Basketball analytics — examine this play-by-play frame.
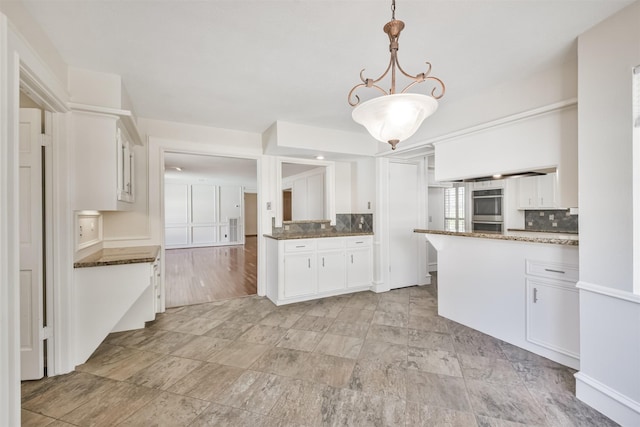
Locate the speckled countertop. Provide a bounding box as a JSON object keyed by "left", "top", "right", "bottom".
{"left": 264, "top": 232, "right": 374, "bottom": 240}
{"left": 413, "top": 229, "right": 578, "bottom": 246}
{"left": 74, "top": 245, "right": 161, "bottom": 268}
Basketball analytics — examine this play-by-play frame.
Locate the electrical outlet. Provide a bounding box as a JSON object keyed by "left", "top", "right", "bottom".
{"left": 539, "top": 212, "right": 544, "bottom": 216}
{"left": 90, "top": 221, "right": 95, "bottom": 231}
{"left": 367, "top": 201, "right": 371, "bottom": 210}
{"left": 549, "top": 214, "right": 555, "bottom": 220}
{"left": 284, "top": 225, "right": 290, "bottom": 231}
{"left": 528, "top": 221, "right": 533, "bottom": 226}
{"left": 552, "top": 222, "right": 558, "bottom": 227}
{"left": 266, "top": 202, "right": 271, "bottom": 210}
{"left": 359, "top": 223, "right": 363, "bottom": 229}
{"left": 320, "top": 224, "right": 325, "bottom": 229}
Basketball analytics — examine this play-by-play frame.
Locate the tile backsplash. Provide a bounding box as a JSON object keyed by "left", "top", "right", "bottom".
{"left": 525, "top": 209, "right": 578, "bottom": 233}
{"left": 271, "top": 213, "right": 373, "bottom": 236}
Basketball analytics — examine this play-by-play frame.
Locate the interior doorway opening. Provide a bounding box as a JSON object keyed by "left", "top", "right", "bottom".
{"left": 163, "top": 152, "right": 258, "bottom": 307}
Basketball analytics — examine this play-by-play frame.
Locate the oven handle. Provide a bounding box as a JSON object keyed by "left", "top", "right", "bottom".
{"left": 473, "top": 195, "right": 504, "bottom": 199}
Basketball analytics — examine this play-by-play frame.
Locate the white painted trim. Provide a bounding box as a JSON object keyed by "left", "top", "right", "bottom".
{"left": 68, "top": 102, "right": 142, "bottom": 146}
{"left": 575, "top": 372, "right": 640, "bottom": 426}
{"left": 374, "top": 158, "right": 390, "bottom": 293}
{"left": 0, "top": 14, "right": 21, "bottom": 427}
{"left": 149, "top": 138, "right": 266, "bottom": 309}
{"left": 270, "top": 285, "right": 373, "bottom": 306}
{"left": 378, "top": 98, "right": 578, "bottom": 157}
{"left": 577, "top": 280, "right": 640, "bottom": 304}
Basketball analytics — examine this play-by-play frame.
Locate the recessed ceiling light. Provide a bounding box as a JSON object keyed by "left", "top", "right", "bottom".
{"left": 492, "top": 174, "right": 502, "bottom": 178}
{"left": 175, "top": 167, "right": 182, "bottom": 172}
{"left": 316, "top": 155, "right": 325, "bottom": 160}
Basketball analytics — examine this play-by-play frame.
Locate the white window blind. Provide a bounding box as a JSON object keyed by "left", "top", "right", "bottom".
{"left": 444, "top": 186, "right": 465, "bottom": 232}
{"left": 634, "top": 66, "right": 640, "bottom": 128}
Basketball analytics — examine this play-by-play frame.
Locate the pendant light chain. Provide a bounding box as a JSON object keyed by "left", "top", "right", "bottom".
{"left": 391, "top": 0, "right": 396, "bottom": 20}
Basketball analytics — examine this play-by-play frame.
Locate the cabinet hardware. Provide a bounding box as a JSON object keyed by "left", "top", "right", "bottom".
{"left": 355, "top": 241, "right": 363, "bottom": 244}
{"left": 533, "top": 287, "right": 538, "bottom": 303}
{"left": 296, "top": 245, "right": 305, "bottom": 248}
{"left": 308, "top": 258, "right": 311, "bottom": 268}
{"left": 351, "top": 254, "right": 354, "bottom": 263}
{"left": 322, "top": 257, "right": 325, "bottom": 267}
{"left": 544, "top": 268, "right": 565, "bottom": 274}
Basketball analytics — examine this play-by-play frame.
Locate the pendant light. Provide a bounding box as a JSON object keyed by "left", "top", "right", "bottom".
{"left": 348, "top": 0, "right": 445, "bottom": 150}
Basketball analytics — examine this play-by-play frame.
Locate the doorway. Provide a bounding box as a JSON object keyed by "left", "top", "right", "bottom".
{"left": 163, "top": 152, "right": 258, "bottom": 307}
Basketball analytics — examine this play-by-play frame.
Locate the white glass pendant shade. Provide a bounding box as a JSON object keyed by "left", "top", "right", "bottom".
{"left": 352, "top": 93, "right": 438, "bottom": 148}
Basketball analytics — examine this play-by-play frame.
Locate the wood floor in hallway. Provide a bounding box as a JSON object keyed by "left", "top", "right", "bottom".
{"left": 165, "top": 236, "right": 257, "bottom": 307}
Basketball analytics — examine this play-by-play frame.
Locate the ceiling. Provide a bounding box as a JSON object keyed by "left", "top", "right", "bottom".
{"left": 19, "top": 0, "right": 633, "bottom": 144}
{"left": 164, "top": 152, "right": 257, "bottom": 186}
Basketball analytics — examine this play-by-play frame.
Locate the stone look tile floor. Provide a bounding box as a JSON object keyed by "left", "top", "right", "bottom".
{"left": 21, "top": 283, "right": 619, "bottom": 426}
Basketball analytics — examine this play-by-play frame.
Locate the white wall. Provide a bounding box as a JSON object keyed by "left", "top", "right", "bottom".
{"left": 351, "top": 157, "right": 376, "bottom": 213}
{"left": 576, "top": 2, "right": 640, "bottom": 425}
{"left": 418, "top": 59, "right": 577, "bottom": 142}
{"left": 335, "top": 161, "right": 352, "bottom": 213}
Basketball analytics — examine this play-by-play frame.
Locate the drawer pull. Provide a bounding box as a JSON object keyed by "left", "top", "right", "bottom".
{"left": 544, "top": 268, "right": 565, "bottom": 274}
{"left": 308, "top": 258, "right": 311, "bottom": 268}
{"left": 533, "top": 287, "right": 538, "bottom": 303}
{"left": 296, "top": 245, "right": 306, "bottom": 248}
{"left": 322, "top": 257, "right": 325, "bottom": 267}
{"left": 355, "top": 241, "right": 364, "bottom": 244}
{"left": 351, "top": 254, "right": 354, "bottom": 264}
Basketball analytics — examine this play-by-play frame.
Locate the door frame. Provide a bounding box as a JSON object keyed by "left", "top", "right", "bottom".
{"left": 1, "top": 14, "right": 72, "bottom": 426}
{"left": 374, "top": 157, "right": 430, "bottom": 292}
{"left": 149, "top": 139, "right": 267, "bottom": 311}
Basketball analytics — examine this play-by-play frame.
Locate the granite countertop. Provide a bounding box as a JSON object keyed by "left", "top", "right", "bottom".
{"left": 413, "top": 229, "right": 578, "bottom": 246}
{"left": 264, "top": 231, "right": 374, "bottom": 240}
{"left": 74, "top": 245, "right": 161, "bottom": 268}
{"left": 507, "top": 228, "right": 578, "bottom": 235}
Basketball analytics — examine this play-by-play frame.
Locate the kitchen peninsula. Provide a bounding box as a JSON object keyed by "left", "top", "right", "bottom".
{"left": 415, "top": 228, "right": 580, "bottom": 369}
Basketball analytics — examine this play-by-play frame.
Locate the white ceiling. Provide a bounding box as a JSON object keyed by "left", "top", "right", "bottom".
{"left": 164, "top": 152, "right": 257, "bottom": 185}
{"left": 19, "top": 0, "right": 633, "bottom": 142}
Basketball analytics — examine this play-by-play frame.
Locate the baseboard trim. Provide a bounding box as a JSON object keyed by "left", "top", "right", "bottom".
{"left": 575, "top": 372, "right": 640, "bottom": 426}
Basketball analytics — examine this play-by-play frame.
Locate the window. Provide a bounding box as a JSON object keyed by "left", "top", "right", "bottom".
{"left": 444, "top": 185, "right": 465, "bottom": 232}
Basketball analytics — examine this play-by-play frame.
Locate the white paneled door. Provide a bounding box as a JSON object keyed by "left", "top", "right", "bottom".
{"left": 19, "top": 108, "right": 45, "bottom": 380}
{"left": 389, "top": 162, "right": 419, "bottom": 289}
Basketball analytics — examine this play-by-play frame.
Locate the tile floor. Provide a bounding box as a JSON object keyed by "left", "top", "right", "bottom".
{"left": 21, "top": 282, "right": 618, "bottom": 426}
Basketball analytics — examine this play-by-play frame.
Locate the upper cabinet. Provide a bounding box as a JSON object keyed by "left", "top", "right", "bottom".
{"left": 517, "top": 173, "right": 558, "bottom": 209}
{"left": 72, "top": 109, "right": 143, "bottom": 211}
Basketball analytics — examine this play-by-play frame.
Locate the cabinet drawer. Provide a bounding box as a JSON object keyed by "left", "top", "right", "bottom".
{"left": 526, "top": 260, "right": 578, "bottom": 282}
{"left": 317, "top": 237, "right": 345, "bottom": 251}
{"left": 284, "top": 239, "right": 316, "bottom": 253}
{"left": 346, "top": 236, "right": 372, "bottom": 248}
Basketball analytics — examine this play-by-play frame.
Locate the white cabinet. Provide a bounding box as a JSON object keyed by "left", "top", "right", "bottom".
{"left": 284, "top": 253, "right": 317, "bottom": 297}
{"left": 525, "top": 260, "right": 579, "bottom": 359}
{"left": 116, "top": 126, "right": 134, "bottom": 203}
{"left": 346, "top": 237, "right": 373, "bottom": 288}
{"left": 317, "top": 238, "right": 346, "bottom": 293}
{"left": 517, "top": 173, "right": 558, "bottom": 209}
{"left": 73, "top": 111, "right": 141, "bottom": 211}
{"left": 267, "top": 235, "right": 373, "bottom": 305}
{"left": 473, "top": 179, "right": 504, "bottom": 190}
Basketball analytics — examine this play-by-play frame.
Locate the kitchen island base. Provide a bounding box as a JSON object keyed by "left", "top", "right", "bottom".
{"left": 424, "top": 232, "right": 579, "bottom": 369}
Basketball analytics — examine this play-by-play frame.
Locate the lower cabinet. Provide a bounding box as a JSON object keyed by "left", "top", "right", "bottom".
{"left": 525, "top": 260, "right": 580, "bottom": 360}
{"left": 267, "top": 235, "right": 373, "bottom": 305}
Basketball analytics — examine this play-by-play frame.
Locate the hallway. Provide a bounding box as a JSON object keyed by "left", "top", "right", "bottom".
{"left": 165, "top": 236, "right": 257, "bottom": 307}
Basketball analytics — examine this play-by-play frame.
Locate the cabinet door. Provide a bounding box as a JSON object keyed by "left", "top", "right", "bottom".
{"left": 317, "top": 251, "right": 346, "bottom": 292}
{"left": 537, "top": 174, "right": 557, "bottom": 208}
{"left": 517, "top": 176, "right": 537, "bottom": 209}
{"left": 347, "top": 247, "right": 373, "bottom": 288}
{"left": 526, "top": 278, "right": 579, "bottom": 358}
{"left": 284, "top": 253, "right": 317, "bottom": 297}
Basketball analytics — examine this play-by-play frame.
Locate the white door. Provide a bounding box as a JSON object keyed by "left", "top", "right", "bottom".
{"left": 389, "top": 162, "right": 419, "bottom": 289}
{"left": 19, "top": 108, "right": 45, "bottom": 380}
